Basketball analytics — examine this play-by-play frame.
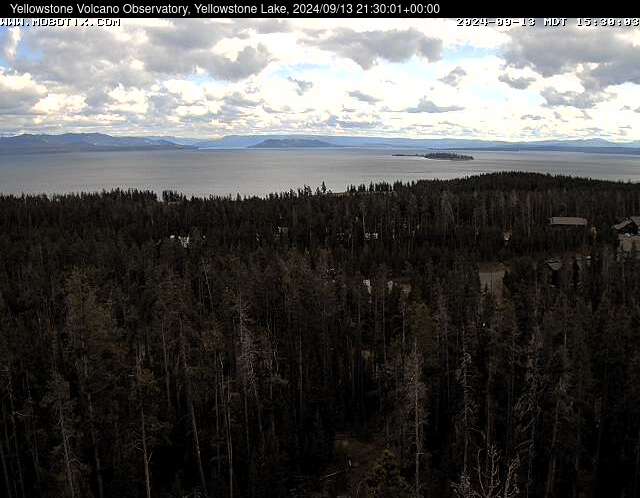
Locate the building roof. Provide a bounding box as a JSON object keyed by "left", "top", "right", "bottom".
{"left": 613, "top": 219, "right": 634, "bottom": 231}
{"left": 545, "top": 258, "right": 563, "bottom": 271}
{"left": 631, "top": 216, "right": 640, "bottom": 226}
{"left": 549, "top": 217, "right": 588, "bottom": 226}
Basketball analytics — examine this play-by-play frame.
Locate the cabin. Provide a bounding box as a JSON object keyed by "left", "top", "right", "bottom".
{"left": 169, "top": 234, "right": 190, "bottom": 248}
{"left": 613, "top": 217, "right": 640, "bottom": 255}
{"left": 549, "top": 217, "right": 588, "bottom": 227}
{"left": 618, "top": 234, "right": 640, "bottom": 254}
{"left": 613, "top": 216, "right": 640, "bottom": 235}
{"left": 387, "top": 278, "right": 412, "bottom": 296}
{"left": 362, "top": 279, "right": 372, "bottom": 295}
{"left": 274, "top": 225, "right": 289, "bottom": 240}
{"left": 544, "top": 254, "right": 589, "bottom": 286}
{"left": 478, "top": 262, "right": 507, "bottom": 302}
{"left": 545, "top": 258, "right": 563, "bottom": 286}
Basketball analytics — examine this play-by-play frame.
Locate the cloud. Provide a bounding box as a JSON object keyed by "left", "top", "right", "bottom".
{"left": 13, "top": 20, "right": 272, "bottom": 94}
{"left": 439, "top": 66, "right": 466, "bottom": 86}
{"left": 348, "top": 90, "right": 380, "bottom": 104}
{"left": 203, "top": 44, "right": 272, "bottom": 81}
{"left": 33, "top": 93, "right": 87, "bottom": 114}
{"left": 324, "top": 114, "right": 381, "bottom": 129}
{"left": 221, "top": 92, "right": 262, "bottom": 108}
{"left": 498, "top": 73, "right": 534, "bottom": 89}
{"left": 287, "top": 77, "right": 313, "bottom": 95}
{"left": 246, "top": 19, "right": 291, "bottom": 34}
{"left": 503, "top": 24, "right": 640, "bottom": 91}
{"left": 2, "top": 28, "right": 21, "bottom": 61}
{"left": 309, "top": 28, "right": 442, "bottom": 69}
{"left": 404, "top": 97, "right": 464, "bottom": 113}
{"left": 0, "top": 71, "right": 47, "bottom": 115}
{"left": 540, "top": 88, "right": 605, "bottom": 109}
{"left": 1, "top": 19, "right": 638, "bottom": 139}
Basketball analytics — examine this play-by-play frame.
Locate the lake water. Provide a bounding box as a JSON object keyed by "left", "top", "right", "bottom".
{"left": 1, "top": 148, "right": 640, "bottom": 197}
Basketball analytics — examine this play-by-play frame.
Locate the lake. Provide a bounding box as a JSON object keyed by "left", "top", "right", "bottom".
{"left": 1, "top": 148, "right": 640, "bottom": 197}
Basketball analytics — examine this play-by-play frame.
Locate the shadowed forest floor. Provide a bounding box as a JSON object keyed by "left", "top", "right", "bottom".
{"left": 297, "top": 430, "right": 388, "bottom": 497}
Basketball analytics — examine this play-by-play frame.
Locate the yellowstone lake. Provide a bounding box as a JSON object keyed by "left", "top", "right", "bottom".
{"left": 1, "top": 148, "right": 640, "bottom": 197}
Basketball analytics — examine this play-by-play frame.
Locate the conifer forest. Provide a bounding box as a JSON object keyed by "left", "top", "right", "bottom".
{"left": 1, "top": 172, "right": 640, "bottom": 498}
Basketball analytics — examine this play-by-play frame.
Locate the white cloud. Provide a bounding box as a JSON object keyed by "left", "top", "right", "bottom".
{"left": 1, "top": 19, "right": 640, "bottom": 140}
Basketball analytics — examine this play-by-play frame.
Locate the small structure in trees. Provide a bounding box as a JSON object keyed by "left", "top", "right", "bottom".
{"left": 478, "top": 262, "right": 507, "bottom": 302}
{"left": 545, "top": 258, "right": 563, "bottom": 286}
{"left": 618, "top": 234, "right": 640, "bottom": 254}
{"left": 169, "top": 234, "right": 190, "bottom": 248}
{"left": 386, "top": 278, "right": 412, "bottom": 296}
{"left": 362, "top": 279, "right": 372, "bottom": 295}
{"left": 549, "top": 216, "right": 588, "bottom": 227}
{"left": 613, "top": 216, "right": 640, "bottom": 235}
{"left": 613, "top": 216, "right": 640, "bottom": 256}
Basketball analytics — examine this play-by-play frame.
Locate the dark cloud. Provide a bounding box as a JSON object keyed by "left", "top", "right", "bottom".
{"left": 439, "top": 67, "right": 466, "bottom": 86}
{"left": 309, "top": 28, "right": 442, "bottom": 69}
{"left": 13, "top": 20, "right": 272, "bottom": 99}
{"left": 287, "top": 77, "right": 313, "bottom": 95}
{"left": 404, "top": 97, "right": 464, "bottom": 113}
{"left": 222, "top": 92, "right": 262, "bottom": 108}
{"left": 503, "top": 24, "right": 640, "bottom": 91}
{"left": 262, "top": 104, "right": 293, "bottom": 114}
{"left": 202, "top": 44, "right": 272, "bottom": 81}
{"left": 145, "top": 20, "right": 229, "bottom": 52}
{"left": 206, "top": 91, "right": 264, "bottom": 123}
{"left": 540, "top": 88, "right": 605, "bottom": 109}
{"left": 246, "top": 19, "right": 291, "bottom": 34}
{"left": 0, "top": 80, "right": 44, "bottom": 115}
{"left": 348, "top": 90, "right": 380, "bottom": 104}
{"left": 324, "top": 114, "right": 381, "bottom": 129}
{"left": 553, "top": 111, "right": 568, "bottom": 122}
{"left": 498, "top": 73, "right": 534, "bottom": 90}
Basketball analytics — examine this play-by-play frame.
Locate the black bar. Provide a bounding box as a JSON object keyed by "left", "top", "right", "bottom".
{"left": 1, "top": 0, "right": 636, "bottom": 19}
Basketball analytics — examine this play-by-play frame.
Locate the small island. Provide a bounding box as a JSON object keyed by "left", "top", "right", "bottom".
{"left": 250, "top": 138, "right": 338, "bottom": 148}
{"left": 393, "top": 152, "right": 474, "bottom": 161}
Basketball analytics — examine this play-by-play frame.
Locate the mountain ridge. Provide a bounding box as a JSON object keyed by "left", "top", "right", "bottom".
{"left": 3, "top": 132, "right": 640, "bottom": 155}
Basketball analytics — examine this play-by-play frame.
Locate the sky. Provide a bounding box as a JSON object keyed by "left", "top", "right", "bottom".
{"left": 1, "top": 18, "right": 640, "bottom": 141}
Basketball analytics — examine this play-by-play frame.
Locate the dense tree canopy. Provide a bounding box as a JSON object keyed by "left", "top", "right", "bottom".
{"left": 0, "top": 172, "right": 639, "bottom": 497}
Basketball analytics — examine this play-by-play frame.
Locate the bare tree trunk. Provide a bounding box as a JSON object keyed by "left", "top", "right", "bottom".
{"left": 414, "top": 337, "right": 421, "bottom": 498}
{"left": 243, "top": 384, "right": 250, "bottom": 457}
{"left": 0, "top": 433, "right": 12, "bottom": 498}
{"left": 140, "top": 404, "right": 152, "bottom": 498}
{"left": 6, "top": 372, "right": 25, "bottom": 498}
{"left": 215, "top": 367, "right": 222, "bottom": 477}
{"left": 220, "top": 355, "right": 234, "bottom": 498}
{"left": 181, "top": 330, "right": 208, "bottom": 496}
{"left": 25, "top": 376, "right": 42, "bottom": 494}
{"left": 87, "top": 394, "right": 104, "bottom": 498}
{"left": 58, "top": 392, "right": 75, "bottom": 498}
{"left": 544, "top": 390, "right": 561, "bottom": 498}
{"left": 80, "top": 337, "right": 104, "bottom": 498}
{"left": 633, "top": 428, "right": 640, "bottom": 498}
{"left": 298, "top": 326, "right": 303, "bottom": 421}
{"left": 382, "top": 283, "right": 387, "bottom": 364}
{"left": 161, "top": 320, "right": 171, "bottom": 414}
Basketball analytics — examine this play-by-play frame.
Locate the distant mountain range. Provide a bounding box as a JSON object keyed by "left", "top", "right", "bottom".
{"left": 249, "top": 138, "right": 338, "bottom": 148}
{"left": 0, "top": 133, "right": 189, "bottom": 154}
{"left": 3, "top": 132, "right": 640, "bottom": 155}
